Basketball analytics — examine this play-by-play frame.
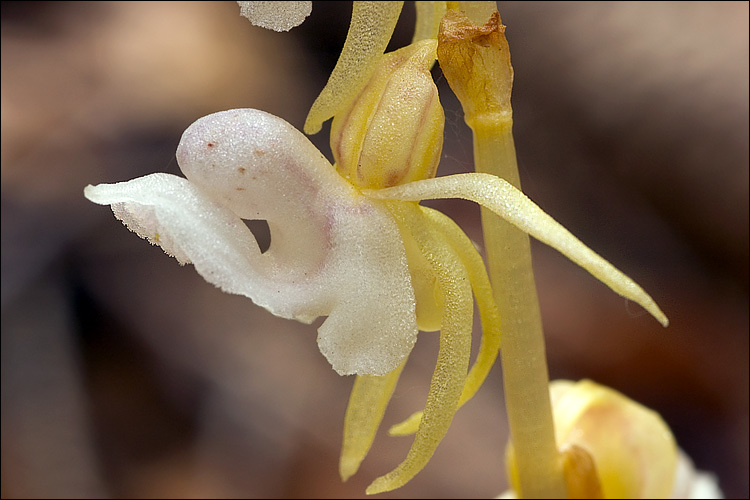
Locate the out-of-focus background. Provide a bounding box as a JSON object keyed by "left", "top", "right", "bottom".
{"left": 2, "top": 1, "right": 747, "bottom": 498}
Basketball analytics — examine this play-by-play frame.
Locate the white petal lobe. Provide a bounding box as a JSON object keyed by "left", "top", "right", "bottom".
{"left": 86, "top": 109, "right": 418, "bottom": 376}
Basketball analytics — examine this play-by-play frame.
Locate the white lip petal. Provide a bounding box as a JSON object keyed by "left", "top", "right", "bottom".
{"left": 84, "top": 173, "right": 326, "bottom": 321}
{"left": 317, "top": 197, "right": 417, "bottom": 376}
{"left": 86, "top": 109, "right": 418, "bottom": 376}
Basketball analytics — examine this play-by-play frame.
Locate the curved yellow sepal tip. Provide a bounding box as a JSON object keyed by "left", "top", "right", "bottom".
{"left": 365, "top": 476, "right": 395, "bottom": 496}
{"left": 304, "top": 1, "right": 403, "bottom": 135}
{"left": 340, "top": 363, "right": 406, "bottom": 482}
{"left": 389, "top": 206, "right": 502, "bottom": 438}
{"left": 388, "top": 411, "right": 422, "bottom": 436}
{"left": 365, "top": 173, "right": 670, "bottom": 328}
{"left": 365, "top": 203, "right": 472, "bottom": 494}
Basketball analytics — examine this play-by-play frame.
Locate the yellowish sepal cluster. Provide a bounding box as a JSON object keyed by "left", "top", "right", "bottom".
{"left": 388, "top": 205, "right": 502, "bottom": 437}
{"left": 341, "top": 199, "right": 502, "bottom": 495}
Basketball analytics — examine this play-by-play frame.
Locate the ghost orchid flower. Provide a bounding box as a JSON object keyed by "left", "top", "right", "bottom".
{"left": 85, "top": 30, "right": 668, "bottom": 493}
{"left": 328, "top": 39, "right": 665, "bottom": 497}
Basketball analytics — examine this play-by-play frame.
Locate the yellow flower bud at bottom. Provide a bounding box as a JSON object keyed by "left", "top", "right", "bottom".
{"left": 506, "top": 379, "right": 678, "bottom": 499}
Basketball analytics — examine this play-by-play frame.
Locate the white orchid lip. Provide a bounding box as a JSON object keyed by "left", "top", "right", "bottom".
{"left": 85, "top": 108, "right": 417, "bottom": 376}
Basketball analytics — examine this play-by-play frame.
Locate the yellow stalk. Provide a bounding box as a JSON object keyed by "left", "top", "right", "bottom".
{"left": 437, "top": 9, "right": 566, "bottom": 498}
{"left": 473, "top": 120, "right": 566, "bottom": 499}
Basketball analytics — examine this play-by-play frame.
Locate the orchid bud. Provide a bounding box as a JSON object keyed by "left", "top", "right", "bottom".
{"left": 505, "top": 379, "right": 679, "bottom": 499}
{"left": 330, "top": 39, "right": 444, "bottom": 189}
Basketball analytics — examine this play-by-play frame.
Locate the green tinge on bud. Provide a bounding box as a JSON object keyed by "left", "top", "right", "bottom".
{"left": 331, "top": 39, "right": 444, "bottom": 189}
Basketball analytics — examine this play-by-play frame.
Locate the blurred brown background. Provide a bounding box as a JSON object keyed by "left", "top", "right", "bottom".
{"left": 1, "top": 2, "right": 747, "bottom": 498}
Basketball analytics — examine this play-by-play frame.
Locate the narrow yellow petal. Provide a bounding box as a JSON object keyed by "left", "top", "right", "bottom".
{"left": 387, "top": 410, "right": 423, "bottom": 437}
{"left": 396, "top": 207, "right": 443, "bottom": 331}
{"left": 365, "top": 174, "right": 669, "bottom": 327}
{"left": 367, "top": 202, "right": 472, "bottom": 494}
{"left": 412, "top": 1, "right": 446, "bottom": 43}
{"left": 389, "top": 205, "right": 501, "bottom": 436}
{"left": 340, "top": 361, "right": 407, "bottom": 482}
{"left": 424, "top": 207, "right": 501, "bottom": 406}
{"left": 304, "top": 1, "right": 404, "bottom": 134}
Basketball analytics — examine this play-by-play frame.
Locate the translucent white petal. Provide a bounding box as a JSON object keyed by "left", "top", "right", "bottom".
{"left": 237, "top": 1, "right": 312, "bottom": 32}
{"left": 84, "top": 173, "right": 326, "bottom": 322}
{"left": 671, "top": 450, "right": 724, "bottom": 499}
{"left": 87, "top": 109, "right": 417, "bottom": 376}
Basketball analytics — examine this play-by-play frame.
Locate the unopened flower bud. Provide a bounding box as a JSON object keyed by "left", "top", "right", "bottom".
{"left": 331, "top": 39, "right": 444, "bottom": 189}
{"left": 506, "top": 379, "right": 679, "bottom": 499}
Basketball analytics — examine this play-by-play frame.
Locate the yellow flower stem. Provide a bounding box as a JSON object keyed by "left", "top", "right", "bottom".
{"left": 436, "top": 9, "right": 567, "bottom": 498}
{"left": 473, "top": 118, "right": 566, "bottom": 499}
